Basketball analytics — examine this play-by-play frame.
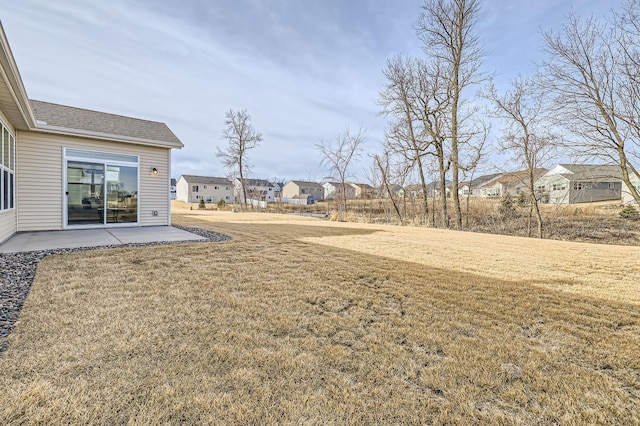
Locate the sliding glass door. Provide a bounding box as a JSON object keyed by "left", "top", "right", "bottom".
{"left": 65, "top": 149, "right": 139, "bottom": 227}
{"left": 67, "top": 161, "right": 105, "bottom": 225}
{"left": 105, "top": 165, "right": 138, "bottom": 224}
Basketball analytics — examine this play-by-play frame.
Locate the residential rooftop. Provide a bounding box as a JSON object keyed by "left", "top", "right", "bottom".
{"left": 30, "top": 100, "right": 182, "bottom": 147}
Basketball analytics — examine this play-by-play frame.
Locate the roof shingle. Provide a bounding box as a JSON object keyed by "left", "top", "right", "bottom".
{"left": 30, "top": 100, "right": 182, "bottom": 147}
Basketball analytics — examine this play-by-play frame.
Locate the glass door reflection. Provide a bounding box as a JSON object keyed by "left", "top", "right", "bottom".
{"left": 106, "top": 165, "right": 138, "bottom": 223}
{"left": 67, "top": 161, "right": 105, "bottom": 225}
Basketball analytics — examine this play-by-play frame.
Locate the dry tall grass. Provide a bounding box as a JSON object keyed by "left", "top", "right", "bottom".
{"left": 0, "top": 209, "right": 638, "bottom": 424}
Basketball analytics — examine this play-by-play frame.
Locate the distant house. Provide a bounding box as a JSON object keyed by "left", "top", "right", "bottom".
{"left": 622, "top": 173, "right": 640, "bottom": 205}
{"left": 170, "top": 178, "right": 177, "bottom": 200}
{"left": 458, "top": 173, "right": 502, "bottom": 197}
{"left": 476, "top": 169, "right": 547, "bottom": 198}
{"left": 379, "top": 184, "right": 405, "bottom": 198}
{"left": 404, "top": 183, "right": 424, "bottom": 198}
{"left": 272, "top": 182, "right": 284, "bottom": 200}
{"left": 283, "top": 180, "right": 325, "bottom": 201}
{"left": 350, "top": 183, "right": 376, "bottom": 199}
{"left": 534, "top": 164, "right": 622, "bottom": 204}
{"left": 234, "top": 178, "right": 276, "bottom": 203}
{"left": 423, "top": 181, "right": 451, "bottom": 198}
{"left": 323, "top": 182, "right": 356, "bottom": 200}
{"left": 176, "top": 175, "right": 233, "bottom": 204}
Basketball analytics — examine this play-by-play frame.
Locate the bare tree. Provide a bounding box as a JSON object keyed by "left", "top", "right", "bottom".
{"left": 540, "top": 4, "right": 640, "bottom": 205}
{"left": 380, "top": 56, "right": 454, "bottom": 227}
{"left": 415, "top": 0, "right": 486, "bottom": 229}
{"left": 316, "top": 126, "right": 366, "bottom": 221}
{"left": 374, "top": 151, "right": 404, "bottom": 223}
{"left": 380, "top": 56, "right": 432, "bottom": 223}
{"left": 459, "top": 118, "right": 490, "bottom": 228}
{"left": 484, "top": 78, "right": 556, "bottom": 238}
{"left": 217, "top": 109, "right": 262, "bottom": 211}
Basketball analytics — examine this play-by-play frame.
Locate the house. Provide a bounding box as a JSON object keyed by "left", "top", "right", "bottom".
{"left": 350, "top": 182, "right": 376, "bottom": 199}
{"left": 282, "top": 180, "right": 325, "bottom": 201}
{"left": 476, "top": 169, "right": 547, "bottom": 198}
{"left": 0, "top": 23, "right": 183, "bottom": 244}
{"left": 323, "top": 182, "right": 356, "bottom": 200}
{"left": 176, "top": 175, "right": 233, "bottom": 204}
{"left": 423, "top": 181, "right": 451, "bottom": 198}
{"left": 458, "top": 173, "right": 502, "bottom": 197}
{"left": 170, "top": 178, "right": 177, "bottom": 200}
{"left": 622, "top": 173, "right": 640, "bottom": 205}
{"left": 379, "top": 184, "right": 405, "bottom": 198}
{"left": 404, "top": 183, "right": 424, "bottom": 198}
{"left": 534, "top": 164, "right": 622, "bottom": 204}
{"left": 272, "top": 182, "right": 284, "bottom": 200}
{"left": 234, "top": 178, "right": 276, "bottom": 203}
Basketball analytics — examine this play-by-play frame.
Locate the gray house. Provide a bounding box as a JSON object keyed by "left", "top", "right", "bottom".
{"left": 534, "top": 164, "right": 622, "bottom": 204}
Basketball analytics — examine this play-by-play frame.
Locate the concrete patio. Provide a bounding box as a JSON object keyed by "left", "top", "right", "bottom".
{"left": 0, "top": 226, "right": 207, "bottom": 253}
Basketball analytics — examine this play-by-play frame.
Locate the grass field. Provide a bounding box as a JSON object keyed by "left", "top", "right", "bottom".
{"left": 0, "top": 207, "right": 639, "bottom": 424}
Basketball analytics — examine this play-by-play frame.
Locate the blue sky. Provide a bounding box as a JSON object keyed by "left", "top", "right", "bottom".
{"left": 0, "top": 0, "right": 622, "bottom": 182}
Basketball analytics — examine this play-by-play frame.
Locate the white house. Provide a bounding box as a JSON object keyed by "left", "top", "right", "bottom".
{"left": 622, "top": 173, "right": 640, "bottom": 205}
{"left": 176, "top": 175, "right": 233, "bottom": 204}
{"left": 474, "top": 169, "right": 547, "bottom": 198}
{"left": 458, "top": 173, "right": 501, "bottom": 197}
{"left": 0, "top": 23, "right": 183, "bottom": 244}
{"left": 323, "top": 182, "right": 356, "bottom": 200}
{"left": 234, "top": 178, "right": 276, "bottom": 203}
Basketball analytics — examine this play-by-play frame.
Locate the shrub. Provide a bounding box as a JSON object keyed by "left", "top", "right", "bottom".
{"left": 498, "top": 194, "right": 517, "bottom": 219}
{"left": 619, "top": 204, "right": 640, "bottom": 220}
{"left": 217, "top": 199, "right": 226, "bottom": 209}
{"left": 516, "top": 192, "right": 528, "bottom": 207}
{"left": 198, "top": 198, "right": 206, "bottom": 209}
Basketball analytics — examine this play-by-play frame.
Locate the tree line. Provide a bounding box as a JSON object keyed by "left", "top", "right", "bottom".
{"left": 216, "top": 0, "right": 640, "bottom": 237}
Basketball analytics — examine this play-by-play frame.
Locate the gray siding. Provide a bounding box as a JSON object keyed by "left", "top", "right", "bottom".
{"left": 568, "top": 181, "right": 622, "bottom": 204}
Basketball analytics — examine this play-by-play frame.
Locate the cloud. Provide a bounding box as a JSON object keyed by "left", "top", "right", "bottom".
{"left": 1, "top": 0, "right": 626, "bottom": 183}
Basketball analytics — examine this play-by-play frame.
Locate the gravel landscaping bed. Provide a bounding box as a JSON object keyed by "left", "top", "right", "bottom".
{"left": 0, "top": 226, "right": 231, "bottom": 355}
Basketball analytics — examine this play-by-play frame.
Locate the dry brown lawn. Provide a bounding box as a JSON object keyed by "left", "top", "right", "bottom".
{"left": 0, "top": 207, "right": 639, "bottom": 424}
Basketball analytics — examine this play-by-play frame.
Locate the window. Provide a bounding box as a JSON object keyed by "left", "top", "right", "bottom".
{"left": 195, "top": 195, "right": 200, "bottom": 200}
{"left": 0, "top": 123, "right": 15, "bottom": 211}
{"left": 608, "top": 182, "right": 615, "bottom": 188}
{"left": 301, "top": 188, "right": 307, "bottom": 194}
{"left": 203, "top": 185, "right": 207, "bottom": 189}
{"left": 192, "top": 185, "right": 199, "bottom": 192}
{"left": 214, "top": 186, "right": 219, "bottom": 190}
{"left": 573, "top": 182, "right": 583, "bottom": 191}
{"left": 226, "top": 186, "right": 230, "bottom": 190}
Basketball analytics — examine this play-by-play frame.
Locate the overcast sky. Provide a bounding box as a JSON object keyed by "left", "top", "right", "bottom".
{"left": 1, "top": 0, "right": 622, "bottom": 182}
